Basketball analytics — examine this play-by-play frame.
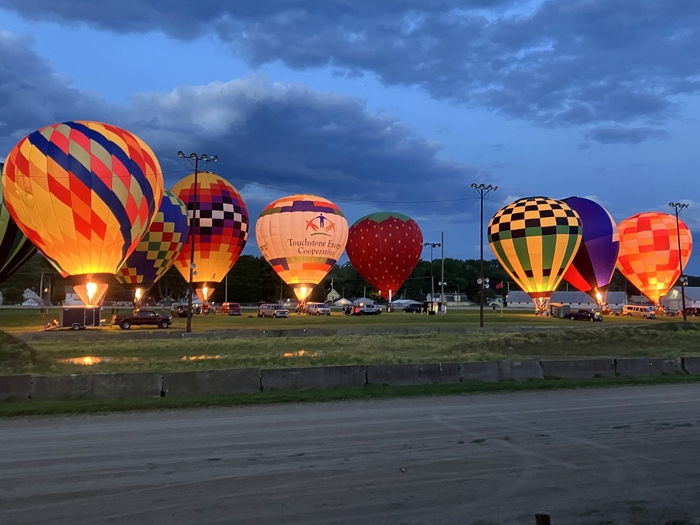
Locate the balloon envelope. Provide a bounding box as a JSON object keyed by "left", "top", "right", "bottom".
{"left": 488, "top": 196, "right": 582, "bottom": 311}
{"left": 256, "top": 194, "right": 348, "bottom": 301}
{"left": 346, "top": 212, "right": 423, "bottom": 301}
{"left": 116, "top": 188, "right": 189, "bottom": 291}
{"left": 0, "top": 163, "right": 36, "bottom": 285}
{"left": 172, "top": 172, "right": 249, "bottom": 301}
{"left": 1, "top": 121, "right": 163, "bottom": 305}
{"left": 562, "top": 197, "right": 619, "bottom": 303}
{"left": 617, "top": 212, "right": 692, "bottom": 304}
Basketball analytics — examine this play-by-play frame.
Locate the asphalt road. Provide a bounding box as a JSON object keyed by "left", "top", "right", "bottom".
{"left": 2, "top": 385, "right": 700, "bottom": 525}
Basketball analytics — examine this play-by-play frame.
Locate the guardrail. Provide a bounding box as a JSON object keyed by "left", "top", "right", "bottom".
{"left": 2, "top": 356, "right": 698, "bottom": 402}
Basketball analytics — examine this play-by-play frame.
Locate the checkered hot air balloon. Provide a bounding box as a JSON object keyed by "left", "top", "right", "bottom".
{"left": 0, "top": 163, "right": 36, "bottom": 285}
{"left": 488, "top": 196, "right": 582, "bottom": 312}
{"left": 115, "top": 188, "right": 189, "bottom": 301}
{"left": 617, "top": 212, "right": 692, "bottom": 305}
{"left": 172, "top": 172, "right": 249, "bottom": 303}
{"left": 346, "top": 212, "right": 423, "bottom": 302}
{"left": 1, "top": 121, "right": 163, "bottom": 306}
{"left": 562, "top": 197, "right": 619, "bottom": 305}
{"left": 256, "top": 194, "right": 348, "bottom": 302}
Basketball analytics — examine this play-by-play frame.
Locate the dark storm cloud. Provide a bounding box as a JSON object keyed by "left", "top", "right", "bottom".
{"left": 0, "top": 34, "right": 483, "bottom": 217}
{"left": 585, "top": 126, "right": 669, "bottom": 145}
{"left": 2, "top": 0, "right": 699, "bottom": 140}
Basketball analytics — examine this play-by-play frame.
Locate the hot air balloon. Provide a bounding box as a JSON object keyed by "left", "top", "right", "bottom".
{"left": 256, "top": 194, "right": 348, "bottom": 303}
{"left": 0, "top": 163, "right": 36, "bottom": 285}
{"left": 488, "top": 196, "right": 582, "bottom": 313}
{"left": 617, "top": 212, "right": 692, "bottom": 305}
{"left": 1, "top": 121, "right": 163, "bottom": 306}
{"left": 172, "top": 172, "right": 249, "bottom": 303}
{"left": 115, "top": 188, "right": 189, "bottom": 304}
{"left": 562, "top": 197, "right": 619, "bottom": 305}
{"left": 346, "top": 212, "right": 423, "bottom": 302}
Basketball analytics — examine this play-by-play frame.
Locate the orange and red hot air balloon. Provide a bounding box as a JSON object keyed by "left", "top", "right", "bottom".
{"left": 172, "top": 172, "right": 249, "bottom": 303}
{"left": 617, "top": 211, "right": 692, "bottom": 305}
{"left": 1, "top": 121, "right": 163, "bottom": 306}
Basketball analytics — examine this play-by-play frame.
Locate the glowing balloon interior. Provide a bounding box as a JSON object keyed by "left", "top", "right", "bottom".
{"left": 256, "top": 194, "right": 348, "bottom": 302}
{"left": 346, "top": 212, "right": 423, "bottom": 301}
{"left": 488, "top": 197, "right": 582, "bottom": 312}
{"left": 172, "top": 172, "right": 249, "bottom": 303}
{"left": 1, "top": 121, "right": 163, "bottom": 306}
{"left": 617, "top": 212, "right": 692, "bottom": 305}
{"left": 562, "top": 197, "right": 619, "bottom": 304}
{"left": 0, "top": 163, "right": 36, "bottom": 285}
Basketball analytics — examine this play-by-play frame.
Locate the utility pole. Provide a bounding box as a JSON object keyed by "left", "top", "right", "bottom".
{"left": 471, "top": 183, "right": 498, "bottom": 328}
{"left": 438, "top": 232, "right": 446, "bottom": 315}
{"left": 423, "top": 241, "right": 441, "bottom": 314}
{"left": 177, "top": 151, "right": 218, "bottom": 333}
{"left": 669, "top": 202, "right": 689, "bottom": 321}
{"left": 225, "top": 274, "right": 228, "bottom": 303}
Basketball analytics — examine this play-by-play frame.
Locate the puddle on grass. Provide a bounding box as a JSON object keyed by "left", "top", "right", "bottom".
{"left": 57, "top": 356, "right": 141, "bottom": 366}
{"left": 283, "top": 350, "right": 319, "bottom": 358}
{"left": 180, "top": 355, "right": 230, "bottom": 361}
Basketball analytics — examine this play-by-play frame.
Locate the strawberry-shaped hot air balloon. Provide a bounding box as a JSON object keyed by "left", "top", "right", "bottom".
{"left": 488, "top": 197, "right": 582, "bottom": 313}
{"left": 256, "top": 194, "right": 348, "bottom": 303}
{"left": 172, "top": 172, "right": 249, "bottom": 303}
{"left": 1, "top": 121, "right": 163, "bottom": 306}
{"left": 346, "top": 212, "right": 423, "bottom": 302}
{"left": 116, "top": 188, "right": 189, "bottom": 304}
{"left": 617, "top": 212, "right": 692, "bottom": 305}
{"left": 562, "top": 197, "right": 619, "bottom": 305}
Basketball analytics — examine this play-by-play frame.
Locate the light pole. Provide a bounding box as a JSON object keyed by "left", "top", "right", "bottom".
{"left": 178, "top": 151, "right": 218, "bottom": 333}
{"left": 669, "top": 202, "right": 689, "bottom": 321}
{"left": 423, "top": 241, "right": 441, "bottom": 314}
{"left": 439, "top": 232, "right": 446, "bottom": 314}
{"left": 471, "top": 183, "right": 498, "bottom": 328}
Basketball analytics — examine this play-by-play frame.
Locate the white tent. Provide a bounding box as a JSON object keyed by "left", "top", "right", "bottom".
{"left": 390, "top": 299, "right": 420, "bottom": 308}
{"left": 334, "top": 298, "right": 352, "bottom": 306}
{"left": 353, "top": 297, "right": 374, "bottom": 305}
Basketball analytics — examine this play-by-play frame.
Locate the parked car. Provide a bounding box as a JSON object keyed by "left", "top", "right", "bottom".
{"left": 221, "top": 302, "right": 242, "bottom": 316}
{"left": 684, "top": 307, "right": 700, "bottom": 317}
{"left": 112, "top": 309, "right": 172, "bottom": 330}
{"left": 352, "top": 303, "right": 381, "bottom": 315}
{"left": 257, "top": 304, "right": 290, "bottom": 318}
{"left": 569, "top": 308, "right": 603, "bottom": 321}
{"left": 622, "top": 305, "right": 656, "bottom": 319}
{"left": 305, "top": 302, "right": 331, "bottom": 315}
{"left": 402, "top": 303, "right": 422, "bottom": 313}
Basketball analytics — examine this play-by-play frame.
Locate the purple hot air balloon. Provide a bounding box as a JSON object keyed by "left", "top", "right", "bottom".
{"left": 562, "top": 197, "right": 619, "bottom": 304}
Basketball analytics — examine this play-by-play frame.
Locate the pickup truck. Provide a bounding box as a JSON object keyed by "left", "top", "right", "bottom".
{"left": 112, "top": 309, "right": 173, "bottom": 329}
{"left": 352, "top": 303, "right": 381, "bottom": 315}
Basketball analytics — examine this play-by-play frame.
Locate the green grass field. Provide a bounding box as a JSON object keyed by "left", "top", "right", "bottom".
{"left": 2, "top": 304, "right": 700, "bottom": 376}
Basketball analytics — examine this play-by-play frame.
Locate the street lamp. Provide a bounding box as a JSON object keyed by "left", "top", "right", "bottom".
{"left": 669, "top": 202, "right": 689, "bottom": 321}
{"left": 471, "top": 183, "right": 498, "bottom": 328}
{"left": 177, "top": 151, "right": 218, "bottom": 333}
{"left": 423, "top": 241, "right": 441, "bottom": 314}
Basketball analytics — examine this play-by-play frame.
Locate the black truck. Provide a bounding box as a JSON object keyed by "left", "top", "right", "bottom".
{"left": 111, "top": 309, "right": 172, "bottom": 330}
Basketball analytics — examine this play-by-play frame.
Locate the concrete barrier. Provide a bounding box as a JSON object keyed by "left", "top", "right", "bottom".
{"left": 498, "top": 360, "right": 543, "bottom": 381}
{"left": 31, "top": 373, "right": 162, "bottom": 400}
{"left": 460, "top": 362, "right": 499, "bottom": 382}
{"left": 0, "top": 375, "right": 31, "bottom": 401}
{"left": 162, "top": 369, "right": 260, "bottom": 396}
{"left": 649, "top": 358, "right": 681, "bottom": 375}
{"left": 616, "top": 358, "right": 682, "bottom": 377}
{"left": 261, "top": 366, "right": 366, "bottom": 391}
{"left": 682, "top": 357, "right": 700, "bottom": 375}
{"left": 367, "top": 363, "right": 461, "bottom": 386}
{"left": 542, "top": 359, "right": 615, "bottom": 379}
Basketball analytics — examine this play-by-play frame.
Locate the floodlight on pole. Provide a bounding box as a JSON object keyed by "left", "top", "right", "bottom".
{"left": 423, "top": 241, "right": 441, "bottom": 314}
{"left": 177, "top": 151, "right": 218, "bottom": 333}
{"left": 669, "top": 202, "right": 689, "bottom": 321}
{"left": 471, "top": 183, "right": 498, "bottom": 328}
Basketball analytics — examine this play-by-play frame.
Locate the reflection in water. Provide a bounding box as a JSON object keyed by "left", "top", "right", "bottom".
{"left": 180, "top": 355, "right": 229, "bottom": 361}
{"left": 283, "top": 350, "right": 318, "bottom": 358}
{"left": 57, "top": 356, "right": 140, "bottom": 366}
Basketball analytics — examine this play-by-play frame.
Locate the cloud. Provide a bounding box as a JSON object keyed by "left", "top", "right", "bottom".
{"left": 2, "top": 0, "right": 699, "bottom": 137}
{"left": 0, "top": 33, "right": 485, "bottom": 220}
{"left": 585, "top": 125, "right": 669, "bottom": 144}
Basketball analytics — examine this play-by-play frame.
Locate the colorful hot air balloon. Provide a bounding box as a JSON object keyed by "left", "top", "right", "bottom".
{"left": 1, "top": 121, "right": 163, "bottom": 306}
{"left": 346, "top": 212, "right": 423, "bottom": 301}
{"left": 617, "top": 212, "right": 692, "bottom": 305}
{"left": 115, "top": 188, "right": 189, "bottom": 302}
{"left": 488, "top": 196, "right": 582, "bottom": 312}
{"left": 256, "top": 194, "right": 348, "bottom": 302}
{"left": 562, "top": 197, "right": 619, "bottom": 304}
{"left": 172, "top": 172, "right": 249, "bottom": 303}
{"left": 0, "top": 163, "right": 36, "bottom": 285}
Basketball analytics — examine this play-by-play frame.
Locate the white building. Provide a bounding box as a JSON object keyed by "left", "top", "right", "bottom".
{"left": 506, "top": 291, "right": 627, "bottom": 310}
{"left": 661, "top": 287, "right": 700, "bottom": 312}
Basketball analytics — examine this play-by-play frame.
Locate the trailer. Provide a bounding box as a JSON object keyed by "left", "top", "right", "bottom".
{"left": 549, "top": 302, "right": 570, "bottom": 318}
{"left": 60, "top": 306, "right": 102, "bottom": 330}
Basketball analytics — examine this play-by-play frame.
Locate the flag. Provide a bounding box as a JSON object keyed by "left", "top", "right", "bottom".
{"left": 495, "top": 281, "right": 503, "bottom": 290}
